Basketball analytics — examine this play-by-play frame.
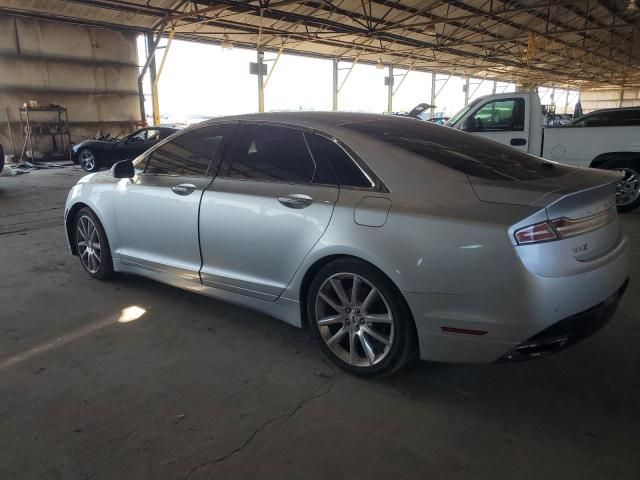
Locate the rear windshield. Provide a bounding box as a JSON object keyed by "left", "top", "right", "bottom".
{"left": 343, "top": 119, "right": 572, "bottom": 181}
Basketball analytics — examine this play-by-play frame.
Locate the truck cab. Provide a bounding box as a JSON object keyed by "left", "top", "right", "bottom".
{"left": 446, "top": 92, "right": 543, "bottom": 155}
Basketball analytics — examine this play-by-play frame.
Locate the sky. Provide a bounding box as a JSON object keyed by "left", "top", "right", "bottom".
{"left": 137, "top": 36, "right": 579, "bottom": 123}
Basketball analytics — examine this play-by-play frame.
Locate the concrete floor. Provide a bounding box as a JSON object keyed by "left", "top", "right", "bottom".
{"left": 1, "top": 167, "right": 639, "bottom": 480}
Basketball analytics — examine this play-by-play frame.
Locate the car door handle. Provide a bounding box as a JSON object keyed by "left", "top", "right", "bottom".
{"left": 171, "top": 184, "right": 196, "bottom": 196}
{"left": 510, "top": 138, "right": 527, "bottom": 146}
{"left": 277, "top": 194, "right": 313, "bottom": 209}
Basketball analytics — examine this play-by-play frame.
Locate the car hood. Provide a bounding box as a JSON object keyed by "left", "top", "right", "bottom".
{"left": 72, "top": 139, "right": 117, "bottom": 152}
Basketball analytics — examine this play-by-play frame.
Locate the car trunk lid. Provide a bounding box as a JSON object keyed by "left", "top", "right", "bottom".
{"left": 470, "top": 168, "right": 623, "bottom": 263}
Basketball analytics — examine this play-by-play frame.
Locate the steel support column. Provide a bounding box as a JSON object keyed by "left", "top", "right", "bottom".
{"left": 430, "top": 72, "right": 436, "bottom": 119}
{"left": 145, "top": 32, "right": 157, "bottom": 125}
{"left": 464, "top": 76, "right": 470, "bottom": 106}
{"left": 387, "top": 65, "right": 393, "bottom": 113}
{"left": 257, "top": 50, "right": 265, "bottom": 113}
{"left": 332, "top": 58, "right": 338, "bottom": 111}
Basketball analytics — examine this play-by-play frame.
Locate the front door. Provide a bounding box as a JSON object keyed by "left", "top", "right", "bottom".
{"left": 464, "top": 96, "right": 530, "bottom": 152}
{"left": 199, "top": 123, "right": 339, "bottom": 300}
{"left": 113, "top": 124, "right": 226, "bottom": 281}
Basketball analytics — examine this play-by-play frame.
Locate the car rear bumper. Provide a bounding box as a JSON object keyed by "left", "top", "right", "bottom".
{"left": 404, "top": 233, "right": 630, "bottom": 363}
{"left": 497, "top": 278, "right": 627, "bottom": 361}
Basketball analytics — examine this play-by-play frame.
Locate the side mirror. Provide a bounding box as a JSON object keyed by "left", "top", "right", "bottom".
{"left": 112, "top": 159, "right": 134, "bottom": 179}
{"left": 461, "top": 117, "right": 477, "bottom": 132}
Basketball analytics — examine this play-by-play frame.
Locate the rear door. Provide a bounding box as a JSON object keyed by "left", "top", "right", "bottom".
{"left": 113, "top": 124, "right": 227, "bottom": 282}
{"left": 198, "top": 123, "right": 339, "bottom": 300}
{"left": 462, "top": 96, "right": 530, "bottom": 152}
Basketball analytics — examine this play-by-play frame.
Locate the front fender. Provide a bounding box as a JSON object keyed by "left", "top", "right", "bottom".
{"left": 64, "top": 174, "right": 119, "bottom": 256}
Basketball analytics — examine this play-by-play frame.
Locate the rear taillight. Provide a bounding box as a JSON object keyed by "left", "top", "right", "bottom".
{"left": 514, "top": 208, "right": 616, "bottom": 245}
{"left": 514, "top": 222, "right": 558, "bottom": 244}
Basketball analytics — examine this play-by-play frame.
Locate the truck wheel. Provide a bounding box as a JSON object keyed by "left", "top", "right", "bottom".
{"left": 602, "top": 159, "right": 640, "bottom": 213}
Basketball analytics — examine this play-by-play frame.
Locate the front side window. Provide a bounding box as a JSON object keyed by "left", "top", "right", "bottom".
{"left": 225, "top": 124, "right": 317, "bottom": 184}
{"left": 145, "top": 125, "right": 224, "bottom": 176}
{"left": 130, "top": 128, "right": 160, "bottom": 142}
{"left": 468, "top": 98, "right": 525, "bottom": 132}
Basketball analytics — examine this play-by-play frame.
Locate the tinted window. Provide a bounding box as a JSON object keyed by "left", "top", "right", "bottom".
{"left": 344, "top": 119, "right": 572, "bottom": 181}
{"left": 572, "top": 109, "right": 640, "bottom": 127}
{"left": 225, "top": 124, "right": 316, "bottom": 183}
{"left": 145, "top": 125, "right": 224, "bottom": 176}
{"left": 311, "top": 134, "right": 373, "bottom": 188}
{"left": 470, "top": 98, "right": 525, "bottom": 131}
{"left": 130, "top": 128, "right": 160, "bottom": 142}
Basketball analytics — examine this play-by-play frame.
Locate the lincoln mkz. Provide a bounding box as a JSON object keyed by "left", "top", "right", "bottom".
{"left": 64, "top": 113, "right": 629, "bottom": 375}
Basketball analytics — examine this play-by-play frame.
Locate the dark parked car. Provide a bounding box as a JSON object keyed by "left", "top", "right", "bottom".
{"left": 72, "top": 127, "right": 178, "bottom": 172}
{"left": 0, "top": 143, "right": 4, "bottom": 174}
{"left": 566, "top": 107, "right": 640, "bottom": 127}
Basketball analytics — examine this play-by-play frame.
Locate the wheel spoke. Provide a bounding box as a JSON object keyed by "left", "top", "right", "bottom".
{"left": 327, "top": 327, "right": 347, "bottom": 346}
{"left": 350, "top": 275, "right": 360, "bottom": 306}
{"left": 317, "top": 314, "right": 343, "bottom": 326}
{"left": 329, "top": 278, "right": 349, "bottom": 306}
{"left": 319, "top": 292, "right": 342, "bottom": 313}
{"left": 360, "top": 288, "right": 378, "bottom": 314}
{"left": 349, "top": 331, "right": 356, "bottom": 364}
{"left": 359, "top": 333, "right": 376, "bottom": 364}
{"left": 77, "top": 241, "right": 87, "bottom": 247}
{"left": 364, "top": 313, "right": 392, "bottom": 324}
{"left": 77, "top": 222, "right": 87, "bottom": 241}
{"left": 363, "top": 326, "right": 390, "bottom": 346}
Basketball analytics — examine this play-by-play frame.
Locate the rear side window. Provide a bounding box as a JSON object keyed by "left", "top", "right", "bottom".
{"left": 145, "top": 125, "right": 224, "bottom": 176}
{"left": 309, "top": 134, "right": 374, "bottom": 188}
{"left": 344, "top": 119, "right": 572, "bottom": 181}
{"left": 224, "top": 124, "right": 318, "bottom": 183}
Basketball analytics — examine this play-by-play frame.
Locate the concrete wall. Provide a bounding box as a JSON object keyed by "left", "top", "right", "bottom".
{"left": 0, "top": 15, "right": 140, "bottom": 157}
{"left": 579, "top": 88, "right": 640, "bottom": 113}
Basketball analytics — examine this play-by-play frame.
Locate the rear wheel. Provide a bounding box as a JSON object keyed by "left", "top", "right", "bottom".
{"left": 602, "top": 159, "right": 640, "bottom": 213}
{"left": 78, "top": 148, "right": 100, "bottom": 172}
{"left": 307, "top": 258, "right": 416, "bottom": 376}
{"left": 74, "top": 208, "right": 114, "bottom": 280}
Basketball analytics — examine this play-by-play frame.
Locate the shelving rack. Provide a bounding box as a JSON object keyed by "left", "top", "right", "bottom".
{"left": 19, "top": 106, "right": 72, "bottom": 162}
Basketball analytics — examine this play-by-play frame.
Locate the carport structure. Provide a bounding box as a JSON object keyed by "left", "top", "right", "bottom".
{"left": 2, "top": 0, "right": 640, "bottom": 106}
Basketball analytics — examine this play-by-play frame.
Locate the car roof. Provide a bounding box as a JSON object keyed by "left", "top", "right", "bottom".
{"left": 199, "top": 111, "right": 417, "bottom": 131}
{"left": 584, "top": 107, "right": 640, "bottom": 115}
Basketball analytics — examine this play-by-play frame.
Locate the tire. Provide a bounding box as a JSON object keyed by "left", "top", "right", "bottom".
{"left": 601, "top": 159, "right": 640, "bottom": 213}
{"left": 74, "top": 208, "right": 114, "bottom": 280}
{"left": 307, "top": 258, "right": 416, "bottom": 376}
{"left": 78, "top": 148, "right": 100, "bottom": 172}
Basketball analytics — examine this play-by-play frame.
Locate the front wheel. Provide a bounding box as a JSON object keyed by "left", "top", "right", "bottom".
{"left": 78, "top": 148, "right": 100, "bottom": 172}
{"left": 307, "top": 259, "right": 416, "bottom": 376}
{"left": 602, "top": 159, "right": 640, "bottom": 213}
{"left": 74, "top": 208, "right": 114, "bottom": 280}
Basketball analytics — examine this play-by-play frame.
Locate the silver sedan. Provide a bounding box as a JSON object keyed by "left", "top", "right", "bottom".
{"left": 64, "top": 113, "right": 630, "bottom": 376}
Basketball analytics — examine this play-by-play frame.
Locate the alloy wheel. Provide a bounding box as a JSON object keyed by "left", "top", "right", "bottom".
{"left": 615, "top": 168, "right": 640, "bottom": 206}
{"left": 315, "top": 273, "right": 394, "bottom": 367}
{"left": 79, "top": 150, "right": 95, "bottom": 171}
{"left": 77, "top": 215, "right": 101, "bottom": 274}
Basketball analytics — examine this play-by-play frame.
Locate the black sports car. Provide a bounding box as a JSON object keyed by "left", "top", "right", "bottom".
{"left": 71, "top": 127, "right": 178, "bottom": 172}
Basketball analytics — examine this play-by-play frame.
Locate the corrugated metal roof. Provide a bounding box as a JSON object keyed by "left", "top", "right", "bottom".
{"left": 1, "top": 0, "right": 638, "bottom": 87}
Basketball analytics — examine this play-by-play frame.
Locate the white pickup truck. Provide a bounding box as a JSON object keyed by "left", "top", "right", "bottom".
{"left": 446, "top": 92, "right": 640, "bottom": 212}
